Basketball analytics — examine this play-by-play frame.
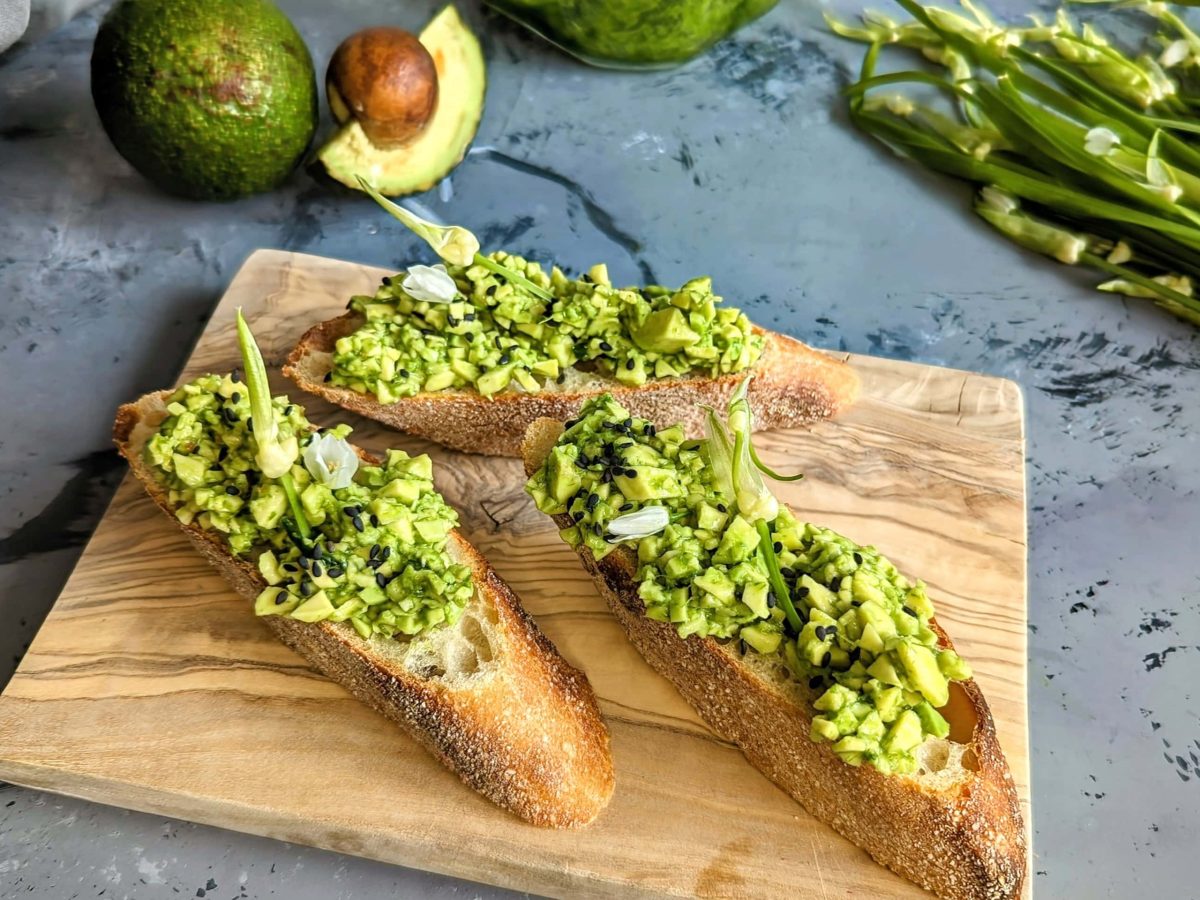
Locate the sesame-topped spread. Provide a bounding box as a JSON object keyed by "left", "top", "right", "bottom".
{"left": 526, "top": 393, "right": 974, "bottom": 775}
{"left": 145, "top": 373, "right": 472, "bottom": 638}
{"left": 329, "top": 252, "right": 764, "bottom": 402}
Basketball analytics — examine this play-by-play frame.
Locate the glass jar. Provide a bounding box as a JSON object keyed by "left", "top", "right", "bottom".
{"left": 486, "top": 0, "right": 781, "bottom": 69}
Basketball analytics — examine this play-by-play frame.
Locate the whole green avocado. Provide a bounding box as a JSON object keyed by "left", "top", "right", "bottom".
{"left": 91, "top": 0, "right": 318, "bottom": 200}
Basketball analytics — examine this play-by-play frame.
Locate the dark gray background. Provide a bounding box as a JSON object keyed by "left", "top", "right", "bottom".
{"left": 1, "top": 0, "right": 1196, "bottom": 896}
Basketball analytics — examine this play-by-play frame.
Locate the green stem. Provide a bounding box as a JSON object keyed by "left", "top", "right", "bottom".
{"left": 748, "top": 441, "right": 805, "bottom": 482}
{"left": 279, "top": 471, "right": 311, "bottom": 539}
{"left": 1079, "top": 250, "right": 1200, "bottom": 322}
{"left": 756, "top": 519, "right": 803, "bottom": 633}
{"left": 472, "top": 252, "right": 554, "bottom": 301}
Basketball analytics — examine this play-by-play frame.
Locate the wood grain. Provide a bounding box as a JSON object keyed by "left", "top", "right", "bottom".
{"left": 0, "top": 250, "right": 1030, "bottom": 898}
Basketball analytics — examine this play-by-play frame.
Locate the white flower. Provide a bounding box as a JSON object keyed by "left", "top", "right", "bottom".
{"left": 303, "top": 432, "right": 359, "bottom": 489}
{"left": 402, "top": 264, "right": 458, "bottom": 304}
{"left": 605, "top": 505, "right": 670, "bottom": 543}
{"left": 1160, "top": 38, "right": 1191, "bottom": 69}
{"left": 1084, "top": 127, "right": 1121, "bottom": 157}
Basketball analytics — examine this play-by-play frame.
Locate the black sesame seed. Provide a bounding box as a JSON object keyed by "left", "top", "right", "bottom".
{"left": 230, "top": 368, "right": 242, "bottom": 383}
{"left": 797, "top": 586, "right": 810, "bottom": 598}
{"left": 821, "top": 650, "right": 832, "bottom": 667}
{"left": 808, "top": 675, "right": 824, "bottom": 689}
{"left": 599, "top": 340, "right": 613, "bottom": 352}
{"left": 773, "top": 541, "right": 783, "bottom": 553}
{"left": 369, "top": 544, "right": 381, "bottom": 559}
{"left": 326, "top": 567, "right": 344, "bottom": 579}
{"left": 740, "top": 640, "right": 748, "bottom": 656}
{"left": 853, "top": 552, "right": 863, "bottom": 565}
{"left": 586, "top": 493, "right": 599, "bottom": 510}
{"left": 375, "top": 573, "right": 388, "bottom": 589}
{"left": 323, "top": 372, "right": 332, "bottom": 383}
{"left": 230, "top": 391, "right": 241, "bottom": 404}
{"left": 851, "top": 599, "right": 862, "bottom": 608}
{"left": 284, "top": 405, "right": 293, "bottom": 416}
{"left": 223, "top": 408, "right": 239, "bottom": 423}
{"left": 282, "top": 563, "right": 298, "bottom": 572}
{"left": 299, "top": 580, "right": 315, "bottom": 597}
{"left": 815, "top": 625, "right": 826, "bottom": 641}
{"left": 381, "top": 546, "right": 392, "bottom": 560}
{"left": 902, "top": 605, "right": 917, "bottom": 618}
{"left": 619, "top": 503, "right": 634, "bottom": 512}
{"left": 848, "top": 647, "right": 862, "bottom": 663}
{"left": 716, "top": 503, "right": 727, "bottom": 513}
{"left": 225, "top": 485, "right": 239, "bottom": 496}
{"left": 498, "top": 353, "right": 511, "bottom": 365}
{"left": 827, "top": 625, "right": 838, "bottom": 637}
{"left": 829, "top": 576, "right": 842, "bottom": 592}
{"left": 572, "top": 511, "right": 585, "bottom": 522}
{"left": 780, "top": 567, "right": 796, "bottom": 579}
{"left": 382, "top": 276, "right": 393, "bottom": 286}
{"left": 556, "top": 373, "right": 566, "bottom": 384}
{"left": 767, "top": 593, "right": 777, "bottom": 609}
{"left": 624, "top": 468, "right": 637, "bottom": 478}
{"left": 485, "top": 284, "right": 497, "bottom": 296}
{"left": 275, "top": 590, "right": 289, "bottom": 605}
{"left": 601, "top": 469, "right": 613, "bottom": 483}
{"left": 399, "top": 368, "right": 410, "bottom": 379}
{"left": 312, "top": 543, "right": 324, "bottom": 560}
{"left": 643, "top": 423, "right": 653, "bottom": 435}
{"left": 447, "top": 316, "right": 459, "bottom": 327}
{"left": 352, "top": 517, "right": 364, "bottom": 533}
{"left": 245, "top": 417, "right": 253, "bottom": 431}
{"left": 624, "top": 359, "right": 634, "bottom": 370}
{"left": 465, "top": 312, "right": 476, "bottom": 322}
{"left": 217, "top": 446, "right": 228, "bottom": 461}
{"left": 465, "top": 333, "right": 475, "bottom": 343}
{"left": 297, "top": 556, "right": 310, "bottom": 569}
{"left": 342, "top": 506, "right": 359, "bottom": 518}
{"left": 623, "top": 418, "right": 633, "bottom": 428}
{"left": 370, "top": 514, "right": 380, "bottom": 528}
{"left": 311, "top": 561, "right": 323, "bottom": 578}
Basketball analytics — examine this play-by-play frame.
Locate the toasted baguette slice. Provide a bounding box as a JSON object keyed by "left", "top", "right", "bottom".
{"left": 113, "top": 390, "right": 614, "bottom": 828}
{"left": 284, "top": 313, "right": 860, "bottom": 457}
{"left": 522, "top": 418, "right": 1026, "bottom": 898}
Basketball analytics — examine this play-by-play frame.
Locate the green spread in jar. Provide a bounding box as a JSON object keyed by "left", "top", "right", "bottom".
{"left": 330, "top": 254, "right": 764, "bottom": 402}
{"left": 145, "top": 373, "right": 472, "bottom": 638}
{"left": 526, "top": 394, "right": 973, "bottom": 775}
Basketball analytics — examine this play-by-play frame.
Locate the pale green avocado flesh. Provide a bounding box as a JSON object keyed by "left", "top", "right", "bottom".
{"left": 318, "top": 5, "right": 486, "bottom": 196}
{"left": 331, "top": 256, "right": 764, "bottom": 401}
{"left": 145, "top": 374, "right": 471, "bottom": 639}
{"left": 525, "top": 395, "right": 974, "bottom": 775}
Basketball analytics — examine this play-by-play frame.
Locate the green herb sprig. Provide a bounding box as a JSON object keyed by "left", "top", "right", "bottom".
{"left": 830, "top": 0, "right": 1200, "bottom": 324}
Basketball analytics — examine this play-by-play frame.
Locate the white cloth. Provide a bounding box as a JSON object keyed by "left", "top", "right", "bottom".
{"left": 0, "top": 0, "right": 30, "bottom": 54}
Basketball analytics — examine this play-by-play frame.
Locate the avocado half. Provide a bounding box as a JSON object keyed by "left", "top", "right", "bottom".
{"left": 318, "top": 5, "right": 485, "bottom": 197}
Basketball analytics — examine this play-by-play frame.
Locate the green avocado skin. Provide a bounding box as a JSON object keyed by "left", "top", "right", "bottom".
{"left": 91, "top": 0, "right": 318, "bottom": 201}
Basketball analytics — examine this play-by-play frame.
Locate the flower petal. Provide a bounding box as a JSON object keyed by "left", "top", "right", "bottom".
{"left": 402, "top": 264, "right": 458, "bottom": 304}
{"left": 1084, "top": 126, "right": 1120, "bottom": 157}
{"left": 606, "top": 505, "right": 669, "bottom": 541}
{"left": 303, "top": 432, "right": 359, "bottom": 489}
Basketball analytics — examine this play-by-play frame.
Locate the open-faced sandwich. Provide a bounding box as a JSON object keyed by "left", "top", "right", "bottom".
{"left": 114, "top": 313, "right": 614, "bottom": 828}
{"left": 521, "top": 383, "right": 1026, "bottom": 896}
{"left": 284, "top": 180, "right": 859, "bottom": 456}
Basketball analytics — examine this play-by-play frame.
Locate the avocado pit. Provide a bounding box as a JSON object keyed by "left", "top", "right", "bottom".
{"left": 327, "top": 26, "right": 438, "bottom": 149}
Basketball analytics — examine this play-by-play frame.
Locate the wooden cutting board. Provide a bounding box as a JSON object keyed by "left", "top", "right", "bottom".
{"left": 0, "top": 250, "right": 1030, "bottom": 898}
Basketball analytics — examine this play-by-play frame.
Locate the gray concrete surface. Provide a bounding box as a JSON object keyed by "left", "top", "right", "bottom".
{"left": 1, "top": 0, "right": 1197, "bottom": 896}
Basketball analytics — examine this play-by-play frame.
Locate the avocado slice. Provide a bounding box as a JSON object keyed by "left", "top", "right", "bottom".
{"left": 318, "top": 5, "right": 486, "bottom": 197}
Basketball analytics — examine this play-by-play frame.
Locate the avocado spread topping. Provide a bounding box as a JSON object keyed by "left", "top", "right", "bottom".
{"left": 526, "top": 394, "right": 973, "bottom": 775}
{"left": 146, "top": 373, "right": 472, "bottom": 638}
{"left": 330, "top": 254, "right": 764, "bottom": 401}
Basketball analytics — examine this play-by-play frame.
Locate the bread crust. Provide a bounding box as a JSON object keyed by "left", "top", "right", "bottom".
{"left": 112, "top": 392, "right": 614, "bottom": 829}
{"left": 522, "top": 418, "right": 1026, "bottom": 897}
{"left": 283, "top": 312, "right": 860, "bottom": 457}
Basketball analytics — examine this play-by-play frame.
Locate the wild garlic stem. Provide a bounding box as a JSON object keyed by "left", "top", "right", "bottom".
{"left": 472, "top": 252, "right": 554, "bottom": 301}
{"left": 280, "top": 472, "right": 310, "bottom": 540}
{"left": 756, "top": 519, "right": 804, "bottom": 633}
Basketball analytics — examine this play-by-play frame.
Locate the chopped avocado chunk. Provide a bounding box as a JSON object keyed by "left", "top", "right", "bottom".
{"left": 144, "top": 374, "right": 474, "bottom": 642}
{"left": 526, "top": 394, "right": 977, "bottom": 777}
